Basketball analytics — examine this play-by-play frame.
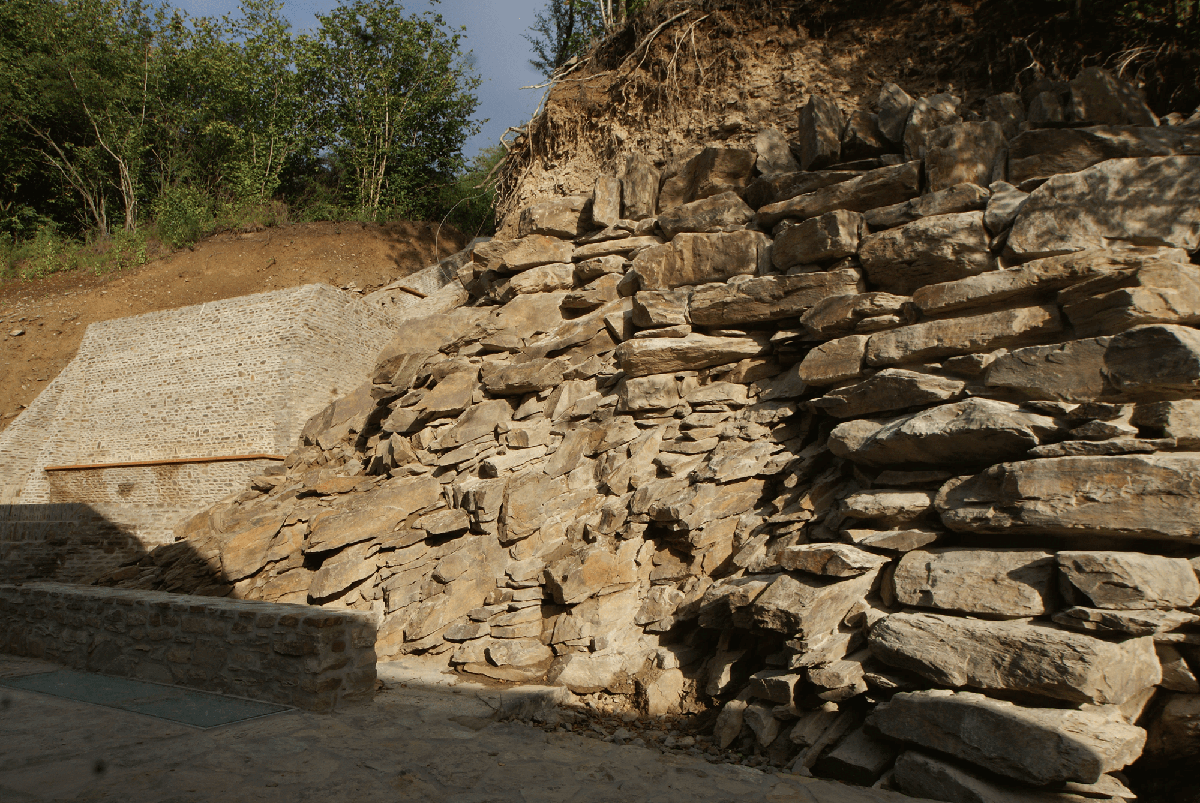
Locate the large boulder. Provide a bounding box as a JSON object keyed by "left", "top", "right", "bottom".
{"left": 757, "top": 161, "right": 921, "bottom": 225}
{"left": 903, "top": 94, "right": 962, "bottom": 161}
{"left": 937, "top": 454, "right": 1200, "bottom": 542}
{"left": 656, "top": 192, "right": 753, "bottom": 239}
{"left": 748, "top": 570, "right": 880, "bottom": 639}
{"left": 911, "top": 248, "right": 1174, "bottom": 318}
{"left": 810, "top": 369, "right": 966, "bottom": 419}
{"left": 925, "top": 122, "right": 1006, "bottom": 193}
{"left": 868, "top": 612, "right": 1161, "bottom": 705}
{"left": 984, "top": 337, "right": 1112, "bottom": 401}
{"left": 869, "top": 691, "right": 1147, "bottom": 785}
{"left": 1007, "top": 156, "right": 1200, "bottom": 259}
{"left": 772, "top": 210, "right": 864, "bottom": 269}
{"left": 1102, "top": 324, "right": 1200, "bottom": 396}
{"left": 1007, "top": 125, "right": 1200, "bottom": 186}
{"left": 891, "top": 548, "right": 1057, "bottom": 618}
{"left": 865, "top": 182, "right": 989, "bottom": 231}
{"left": 859, "top": 211, "right": 996, "bottom": 295}
{"left": 518, "top": 196, "right": 592, "bottom": 238}
{"left": 1068, "top": 66, "right": 1158, "bottom": 126}
{"left": 615, "top": 333, "right": 768, "bottom": 377}
{"left": 796, "top": 95, "right": 844, "bottom": 170}
{"left": 688, "top": 269, "right": 862, "bottom": 326}
{"left": 620, "top": 153, "right": 660, "bottom": 220}
{"left": 631, "top": 231, "right": 771, "bottom": 290}
{"left": 865, "top": 304, "right": 1063, "bottom": 366}
{"left": 829, "top": 398, "right": 1064, "bottom": 467}
{"left": 1060, "top": 260, "right": 1200, "bottom": 337}
{"left": 1057, "top": 551, "right": 1200, "bottom": 610}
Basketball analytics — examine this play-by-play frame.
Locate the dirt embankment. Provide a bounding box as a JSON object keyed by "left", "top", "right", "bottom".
{"left": 0, "top": 220, "right": 467, "bottom": 434}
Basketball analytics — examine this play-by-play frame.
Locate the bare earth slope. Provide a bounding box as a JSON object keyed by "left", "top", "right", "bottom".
{"left": 0, "top": 220, "right": 467, "bottom": 434}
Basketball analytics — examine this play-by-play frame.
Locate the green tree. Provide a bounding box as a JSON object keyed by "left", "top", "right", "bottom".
{"left": 302, "top": 0, "right": 481, "bottom": 219}
{"left": 525, "top": 0, "right": 645, "bottom": 78}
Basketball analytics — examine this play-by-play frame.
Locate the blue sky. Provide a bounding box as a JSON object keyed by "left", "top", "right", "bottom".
{"left": 174, "top": 0, "right": 550, "bottom": 160}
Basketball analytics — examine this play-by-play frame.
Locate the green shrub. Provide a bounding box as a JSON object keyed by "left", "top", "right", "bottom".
{"left": 152, "top": 186, "right": 215, "bottom": 249}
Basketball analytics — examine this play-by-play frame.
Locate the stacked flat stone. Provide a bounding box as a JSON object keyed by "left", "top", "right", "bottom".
{"left": 100, "top": 66, "right": 1200, "bottom": 800}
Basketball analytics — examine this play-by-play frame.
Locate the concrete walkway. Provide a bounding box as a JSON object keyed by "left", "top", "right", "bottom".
{"left": 0, "top": 655, "right": 915, "bottom": 803}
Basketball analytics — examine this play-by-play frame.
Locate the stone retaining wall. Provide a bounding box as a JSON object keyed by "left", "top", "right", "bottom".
{"left": 0, "top": 284, "right": 397, "bottom": 581}
{"left": 0, "top": 582, "right": 377, "bottom": 712}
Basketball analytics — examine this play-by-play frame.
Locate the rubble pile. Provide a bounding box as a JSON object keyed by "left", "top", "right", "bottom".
{"left": 99, "top": 67, "right": 1200, "bottom": 800}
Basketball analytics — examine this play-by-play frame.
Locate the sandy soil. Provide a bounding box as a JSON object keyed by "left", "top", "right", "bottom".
{"left": 0, "top": 220, "right": 468, "bottom": 434}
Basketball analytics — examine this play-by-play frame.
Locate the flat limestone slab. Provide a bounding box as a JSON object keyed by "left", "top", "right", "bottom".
{"left": 938, "top": 454, "right": 1200, "bottom": 541}
{"left": 868, "top": 690, "right": 1146, "bottom": 785}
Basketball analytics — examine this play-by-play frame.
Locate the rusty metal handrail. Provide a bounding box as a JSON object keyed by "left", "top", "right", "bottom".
{"left": 43, "top": 454, "right": 286, "bottom": 472}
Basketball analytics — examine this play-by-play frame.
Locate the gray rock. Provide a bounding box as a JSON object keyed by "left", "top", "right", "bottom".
{"left": 749, "top": 570, "right": 880, "bottom": 638}
{"left": 518, "top": 196, "right": 592, "bottom": 238}
{"left": 797, "top": 95, "right": 844, "bottom": 170}
{"left": 913, "top": 248, "right": 1172, "bottom": 318}
{"left": 1144, "top": 693, "right": 1200, "bottom": 761}
{"left": 591, "top": 175, "right": 622, "bottom": 228}
{"left": 615, "top": 333, "right": 768, "bottom": 377}
{"left": 817, "top": 727, "right": 898, "bottom": 786}
{"left": 984, "top": 337, "right": 1111, "bottom": 402}
{"left": 985, "top": 92, "right": 1026, "bottom": 140}
{"left": 779, "top": 544, "right": 888, "bottom": 577}
{"left": 754, "top": 127, "right": 800, "bottom": 175}
{"left": 632, "top": 289, "right": 691, "bottom": 328}
{"left": 843, "top": 527, "right": 942, "bottom": 554}
{"left": 772, "top": 210, "right": 864, "bottom": 269}
{"left": 811, "top": 369, "right": 966, "bottom": 418}
{"left": 842, "top": 111, "right": 888, "bottom": 160}
{"left": 865, "top": 304, "right": 1063, "bottom": 366}
{"left": 308, "top": 541, "right": 378, "bottom": 601}
{"left": 1053, "top": 606, "right": 1200, "bottom": 637}
{"left": 869, "top": 613, "right": 1161, "bottom": 705}
{"left": 502, "top": 235, "right": 576, "bottom": 271}
{"left": 892, "top": 548, "right": 1057, "bottom": 617}
{"left": 1103, "top": 324, "right": 1200, "bottom": 396}
{"left": 743, "top": 169, "right": 862, "bottom": 211}
{"left": 1131, "top": 398, "right": 1200, "bottom": 445}
{"left": 743, "top": 702, "right": 781, "bottom": 747}
{"left": 841, "top": 489, "right": 935, "bottom": 522}
{"left": 1007, "top": 125, "right": 1200, "bottom": 186}
{"left": 938, "top": 454, "right": 1200, "bottom": 542}
{"left": 983, "top": 181, "right": 1028, "bottom": 235}
{"left": 1008, "top": 156, "right": 1200, "bottom": 259}
{"left": 865, "top": 182, "right": 990, "bottom": 231}
{"left": 621, "top": 153, "right": 660, "bottom": 220}
{"left": 926, "top": 122, "right": 1007, "bottom": 193}
{"left": 795, "top": 334, "right": 869, "bottom": 386}
{"left": 877, "top": 83, "right": 915, "bottom": 144}
{"left": 632, "top": 230, "right": 771, "bottom": 290}
{"left": 656, "top": 191, "right": 753, "bottom": 239}
{"left": 757, "top": 161, "right": 921, "bottom": 226}
{"left": 859, "top": 211, "right": 996, "bottom": 296}
{"left": 1057, "top": 551, "right": 1200, "bottom": 610}
{"left": 1069, "top": 66, "right": 1158, "bottom": 126}
{"left": 800, "top": 292, "right": 912, "bottom": 338}
{"left": 480, "top": 358, "right": 564, "bottom": 396}
{"left": 903, "top": 94, "right": 962, "bottom": 161}
{"left": 893, "top": 750, "right": 1121, "bottom": 803}
{"left": 869, "top": 691, "right": 1146, "bottom": 785}
{"left": 1060, "top": 259, "right": 1200, "bottom": 337}
{"left": 1026, "top": 90, "right": 1066, "bottom": 126}
{"left": 829, "top": 398, "right": 1064, "bottom": 467}
{"left": 689, "top": 269, "right": 863, "bottom": 326}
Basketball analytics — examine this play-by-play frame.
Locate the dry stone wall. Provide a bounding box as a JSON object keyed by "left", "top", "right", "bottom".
{"left": 0, "top": 284, "right": 396, "bottom": 582}
{"left": 102, "top": 67, "right": 1200, "bottom": 800}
